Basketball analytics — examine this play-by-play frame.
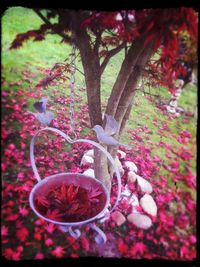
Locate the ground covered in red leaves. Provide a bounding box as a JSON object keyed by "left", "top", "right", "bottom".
{"left": 1, "top": 79, "right": 196, "bottom": 260}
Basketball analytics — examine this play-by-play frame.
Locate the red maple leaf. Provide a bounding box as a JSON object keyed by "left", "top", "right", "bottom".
{"left": 53, "top": 183, "right": 79, "bottom": 202}
{"left": 132, "top": 242, "right": 146, "bottom": 254}
{"left": 45, "top": 209, "right": 64, "bottom": 221}
{"left": 1, "top": 225, "right": 8, "bottom": 236}
{"left": 67, "top": 202, "right": 80, "bottom": 215}
{"left": 51, "top": 246, "right": 65, "bottom": 258}
{"left": 5, "top": 214, "right": 19, "bottom": 221}
{"left": 34, "top": 195, "right": 49, "bottom": 207}
{"left": 44, "top": 223, "right": 55, "bottom": 234}
{"left": 118, "top": 239, "right": 128, "bottom": 254}
{"left": 87, "top": 186, "right": 103, "bottom": 203}
{"left": 19, "top": 206, "right": 29, "bottom": 217}
{"left": 65, "top": 184, "right": 79, "bottom": 202}
{"left": 16, "top": 227, "right": 29, "bottom": 242}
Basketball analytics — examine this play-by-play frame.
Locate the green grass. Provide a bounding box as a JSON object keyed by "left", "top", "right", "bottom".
{"left": 2, "top": 7, "right": 197, "bottom": 199}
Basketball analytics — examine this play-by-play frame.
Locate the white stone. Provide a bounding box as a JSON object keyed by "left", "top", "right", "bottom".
{"left": 121, "top": 184, "right": 132, "bottom": 197}
{"left": 98, "top": 208, "right": 110, "bottom": 223}
{"left": 129, "top": 194, "right": 139, "bottom": 207}
{"left": 117, "top": 150, "right": 126, "bottom": 159}
{"left": 169, "top": 100, "right": 177, "bottom": 107}
{"left": 127, "top": 171, "right": 137, "bottom": 183}
{"left": 124, "top": 161, "right": 138, "bottom": 173}
{"left": 166, "top": 105, "right": 176, "bottom": 113}
{"left": 129, "top": 194, "right": 140, "bottom": 213}
{"left": 115, "top": 157, "right": 124, "bottom": 175}
{"left": 178, "top": 79, "right": 184, "bottom": 87}
{"left": 80, "top": 155, "right": 94, "bottom": 166}
{"left": 84, "top": 149, "right": 94, "bottom": 158}
{"left": 83, "top": 168, "right": 95, "bottom": 178}
{"left": 140, "top": 194, "right": 157, "bottom": 216}
{"left": 174, "top": 112, "right": 180, "bottom": 117}
{"left": 136, "top": 175, "right": 153, "bottom": 194}
{"left": 176, "top": 107, "right": 184, "bottom": 113}
{"left": 127, "top": 213, "right": 152, "bottom": 229}
{"left": 174, "top": 92, "right": 181, "bottom": 98}
{"left": 111, "top": 211, "right": 126, "bottom": 226}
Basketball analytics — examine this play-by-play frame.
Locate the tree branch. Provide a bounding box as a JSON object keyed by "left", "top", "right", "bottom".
{"left": 33, "top": 8, "right": 53, "bottom": 26}
{"left": 94, "top": 31, "right": 103, "bottom": 55}
{"left": 105, "top": 36, "right": 145, "bottom": 117}
{"left": 119, "top": 99, "right": 134, "bottom": 137}
{"left": 115, "top": 40, "right": 155, "bottom": 126}
{"left": 100, "top": 43, "right": 125, "bottom": 76}
{"left": 33, "top": 8, "right": 71, "bottom": 43}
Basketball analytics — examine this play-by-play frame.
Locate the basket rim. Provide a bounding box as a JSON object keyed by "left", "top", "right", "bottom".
{"left": 29, "top": 172, "right": 110, "bottom": 226}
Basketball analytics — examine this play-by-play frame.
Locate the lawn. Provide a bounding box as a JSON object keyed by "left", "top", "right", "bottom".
{"left": 1, "top": 7, "right": 197, "bottom": 261}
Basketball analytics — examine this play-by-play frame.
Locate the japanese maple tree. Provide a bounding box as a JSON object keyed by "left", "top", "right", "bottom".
{"left": 10, "top": 7, "right": 198, "bottom": 190}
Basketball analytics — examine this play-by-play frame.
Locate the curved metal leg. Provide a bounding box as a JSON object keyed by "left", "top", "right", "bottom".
{"left": 97, "top": 208, "right": 110, "bottom": 223}
{"left": 59, "top": 225, "right": 69, "bottom": 232}
{"left": 59, "top": 225, "right": 81, "bottom": 239}
{"left": 89, "top": 223, "right": 107, "bottom": 244}
{"left": 68, "top": 227, "right": 81, "bottom": 239}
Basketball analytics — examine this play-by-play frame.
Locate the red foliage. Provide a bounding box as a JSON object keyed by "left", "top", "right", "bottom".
{"left": 10, "top": 24, "right": 51, "bottom": 49}
{"left": 9, "top": 8, "right": 197, "bottom": 95}
{"left": 51, "top": 246, "right": 65, "bottom": 258}
{"left": 16, "top": 227, "right": 29, "bottom": 242}
{"left": 34, "top": 182, "right": 106, "bottom": 222}
{"left": 1, "top": 74, "right": 196, "bottom": 260}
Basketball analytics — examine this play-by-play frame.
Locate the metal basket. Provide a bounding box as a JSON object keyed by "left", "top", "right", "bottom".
{"left": 29, "top": 127, "right": 121, "bottom": 243}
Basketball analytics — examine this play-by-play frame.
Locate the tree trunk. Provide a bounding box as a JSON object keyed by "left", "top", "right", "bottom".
{"left": 107, "top": 40, "right": 154, "bottom": 173}
{"left": 75, "top": 20, "right": 154, "bottom": 192}
{"left": 119, "top": 99, "right": 134, "bottom": 137}
{"left": 115, "top": 41, "right": 154, "bottom": 126}
{"left": 75, "top": 29, "right": 111, "bottom": 190}
{"left": 105, "top": 36, "right": 146, "bottom": 117}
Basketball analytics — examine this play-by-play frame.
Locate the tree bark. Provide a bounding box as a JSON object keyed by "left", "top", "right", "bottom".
{"left": 119, "top": 99, "right": 134, "bottom": 137}
{"left": 76, "top": 34, "right": 102, "bottom": 127}
{"left": 107, "top": 40, "right": 155, "bottom": 173}
{"left": 105, "top": 36, "right": 146, "bottom": 117}
{"left": 74, "top": 26, "right": 111, "bottom": 189}
{"left": 115, "top": 40, "right": 154, "bottom": 126}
